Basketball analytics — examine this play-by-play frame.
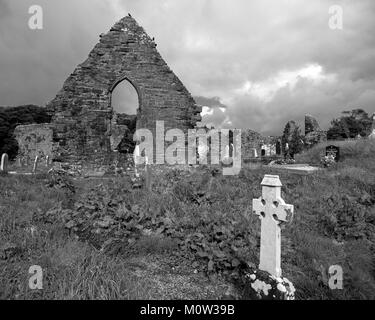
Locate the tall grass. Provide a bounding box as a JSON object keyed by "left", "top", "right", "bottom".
{"left": 1, "top": 138, "right": 375, "bottom": 300}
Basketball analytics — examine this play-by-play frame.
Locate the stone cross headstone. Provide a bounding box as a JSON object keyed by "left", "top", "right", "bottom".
{"left": 252, "top": 175, "right": 294, "bottom": 277}
{"left": 32, "top": 156, "right": 39, "bottom": 174}
{"left": 1, "top": 153, "right": 9, "bottom": 173}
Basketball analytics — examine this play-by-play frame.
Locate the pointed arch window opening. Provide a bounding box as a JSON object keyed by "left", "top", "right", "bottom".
{"left": 110, "top": 78, "right": 140, "bottom": 116}
{"left": 109, "top": 78, "right": 140, "bottom": 154}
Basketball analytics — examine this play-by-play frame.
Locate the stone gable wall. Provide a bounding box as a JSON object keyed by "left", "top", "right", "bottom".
{"left": 47, "top": 16, "right": 201, "bottom": 163}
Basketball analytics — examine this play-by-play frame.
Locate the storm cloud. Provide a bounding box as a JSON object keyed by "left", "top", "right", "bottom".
{"left": 0, "top": 0, "right": 374, "bottom": 135}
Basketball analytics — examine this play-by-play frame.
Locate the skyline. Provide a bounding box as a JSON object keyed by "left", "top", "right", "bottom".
{"left": 0, "top": 0, "right": 374, "bottom": 135}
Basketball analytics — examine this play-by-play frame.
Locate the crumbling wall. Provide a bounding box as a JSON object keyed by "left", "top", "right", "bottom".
{"left": 46, "top": 15, "right": 201, "bottom": 164}
{"left": 13, "top": 124, "right": 56, "bottom": 162}
{"left": 304, "top": 114, "right": 327, "bottom": 147}
{"left": 241, "top": 129, "right": 264, "bottom": 159}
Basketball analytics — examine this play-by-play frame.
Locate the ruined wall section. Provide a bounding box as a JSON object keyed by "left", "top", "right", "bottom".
{"left": 241, "top": 129, "right": 264, "bottom": 159}
{"left": 47, "top": 16, "right": 201, "bottom": 163}
{"left": 14, "top": 124, "right": 56, "bottom": 162}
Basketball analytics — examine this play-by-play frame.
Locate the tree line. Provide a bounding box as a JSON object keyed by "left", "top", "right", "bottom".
{"left": 282, "top": 108, "right": 373, "bottom": 158}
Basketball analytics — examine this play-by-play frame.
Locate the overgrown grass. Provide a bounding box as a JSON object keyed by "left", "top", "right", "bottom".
{"left": 0, "top": 175, "right": 157, "bottom": 299}
{"left": 1, "top": 139, "right": 375, "bottom": 299}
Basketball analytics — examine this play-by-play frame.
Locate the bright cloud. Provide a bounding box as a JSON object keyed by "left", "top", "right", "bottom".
{"left": 235, "top": 64, "right": 337, "bottom": 102}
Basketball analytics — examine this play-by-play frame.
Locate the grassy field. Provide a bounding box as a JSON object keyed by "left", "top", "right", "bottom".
{"left": 1, "top": 139, "right": 374, "bottom": 300}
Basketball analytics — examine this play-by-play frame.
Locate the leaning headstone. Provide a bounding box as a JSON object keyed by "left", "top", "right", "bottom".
{"left": 325, "top": 145, "right": 340, "bottom": 162}
{"left": 32, "top": 156, "right": 39, "bottom": 174}
{"left": 1, "top": 153, "right": 9, "bottom": 173}
{"left": 243, "top": 174, "right": 296, "bottom": 300}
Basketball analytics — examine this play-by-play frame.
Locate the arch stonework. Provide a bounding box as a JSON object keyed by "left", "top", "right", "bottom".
{"left": 46, "top": 16, "right": 201, "bottom": 163}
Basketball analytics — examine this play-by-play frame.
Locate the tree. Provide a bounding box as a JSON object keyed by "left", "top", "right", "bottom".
{"left": 281, "top": 121, "right": 304, "bottom": 159}
{"left": 0, "top": 105, "right": 51, "bottom": 159}
{"left": 327, "top": 108, "right": 372, "bottom": 140}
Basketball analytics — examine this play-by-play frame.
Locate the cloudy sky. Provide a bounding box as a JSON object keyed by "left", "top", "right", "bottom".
{"left": 0, "top": 0, "right": 374, "bottom": 135}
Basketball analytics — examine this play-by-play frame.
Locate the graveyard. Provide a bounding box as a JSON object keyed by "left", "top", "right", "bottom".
{"left": 1, "top": 8, "right": 375, "bottom": 302}
{"left": 1, "top": 137, "right": 374, "bottom": 300}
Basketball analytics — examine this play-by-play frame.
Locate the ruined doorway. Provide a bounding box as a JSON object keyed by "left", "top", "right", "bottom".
{"left": 110, "top": 79, "right": 139, "bottom": 154}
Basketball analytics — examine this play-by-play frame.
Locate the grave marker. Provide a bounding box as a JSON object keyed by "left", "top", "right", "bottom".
{"left": 325, "top": 145, "right": 340, "bottom": 162}
{"left": 32, "top": 156, "right": 39, "bottom": 174}
{"left": 252, "top": 175, "right": 294, "bottom": 277}
{"left": 222, "top": 144, "right": 233, "bottom": 165}
{"left": 133, "top": 145, "right": 140, "bottom": 178}
{"left": 1, "top": 153, "right": 9, "bottom": 173}
{"left": 145, "top": 156, "right": 152, "bottom": 191}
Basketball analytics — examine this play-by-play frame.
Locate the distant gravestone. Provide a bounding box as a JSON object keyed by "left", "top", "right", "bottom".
{"left": 326, "top": 145, "right": 340, "bottom": 162}
{"left": 32, "top": 156, "right": 39, "bottom": 174}
{"left": 144, "top": 156, "right": 152, "bottom": 191}
{"left": 46, "top": 156, "right": 50, "bottom": 167}
{"left": 133, "top": 145, "right": 140, "bottom": 177}
{"left": 222, "top": 145, "right": 233, "bottom": 165}
{"left": 1, "top": 153, "right": 9, "bottom": 173}
{"left": 198, "top": 143, "right": 208, "bottom": 164}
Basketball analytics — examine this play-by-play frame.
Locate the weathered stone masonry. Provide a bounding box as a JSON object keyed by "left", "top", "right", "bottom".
{"left": 45, "top": 15, "right": 201, "bottom": 164}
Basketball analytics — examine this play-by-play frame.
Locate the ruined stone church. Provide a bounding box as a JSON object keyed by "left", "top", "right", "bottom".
{"left": 15, "top": 15, "right": 202, "bottom": 166}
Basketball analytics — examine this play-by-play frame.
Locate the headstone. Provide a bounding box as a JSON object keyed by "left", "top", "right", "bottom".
{"left": 222, "top": 144, "right": 233, "bottom": 165}
{"left": 1, "top": 153, "right": 9, "bottom": 173}
{"left": 252, "top": 175, "right": 294, "bottom": 277}
{"left": 198, "top": 143, "right": 208, "bottom": 164}
{"left": 46, "top": 156, "right": 50, "bottom": 167}
{"left": 251, "top": 148, "right": 258, "bottom": 158}
{"left": 133, "top": 145, "right": 140, "bottom": 178}
{"left": 145, "top": 156, "right": 152, "bottom": 191}
{"left": 16, "top": 157, "right": 22, "bottom": 168}
{"left": 32, "top": 156, "right": 39, "bottom": 174}
{"left": 325, "top": 145, "right": 340, "bottom": 162}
